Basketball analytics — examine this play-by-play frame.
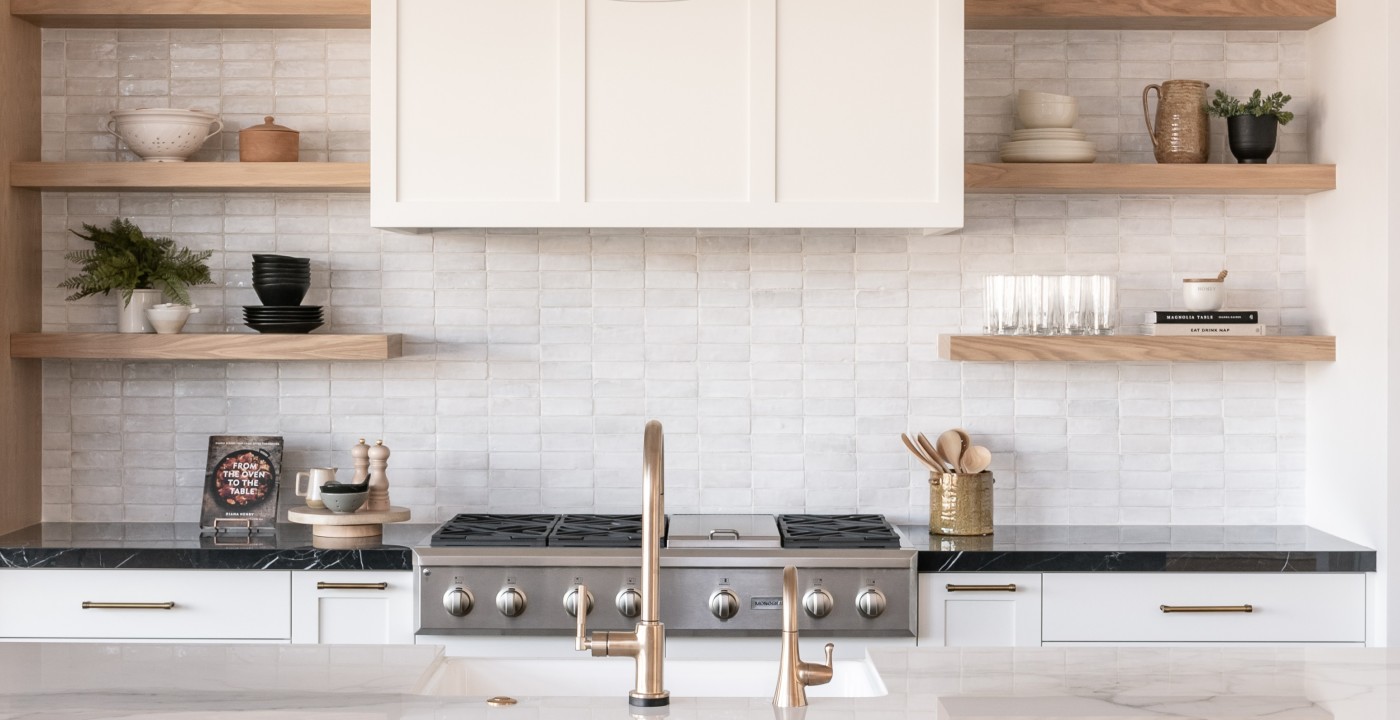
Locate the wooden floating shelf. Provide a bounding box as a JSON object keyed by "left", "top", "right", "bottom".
{"left": 966, "top": 163, "right": 1336, "bottom": 195}
{"left": 10, "top": 333, "right": 402, "bottom": 361}
{"left": 939, "top": 335, "right": 1336, "bottom": 362}
{"left": 11, "top": 0, "right": 370, "bottom": 29}
{"left": 966, "top": 0, "right": 1334, "bottom": 31}
{"left": 9, "top": 162, "right": 369, "bottom": 192}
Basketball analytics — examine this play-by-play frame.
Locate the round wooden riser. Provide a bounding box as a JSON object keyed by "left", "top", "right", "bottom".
{"left": 287, "top": 505, "right": 411, "bottom": 538}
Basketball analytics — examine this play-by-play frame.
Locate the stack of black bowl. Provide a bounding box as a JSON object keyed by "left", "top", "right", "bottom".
{"left": 248, "top": 254, "right": 323, "bottom": 334}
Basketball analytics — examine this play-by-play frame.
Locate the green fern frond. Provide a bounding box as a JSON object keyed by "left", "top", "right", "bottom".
{"left": 61, "top": 218, "right": 213, "bottom": 306}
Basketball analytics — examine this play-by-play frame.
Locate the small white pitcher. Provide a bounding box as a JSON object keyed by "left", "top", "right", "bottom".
{"left": 296, "top": 467, "right": 338, "bottom": 509}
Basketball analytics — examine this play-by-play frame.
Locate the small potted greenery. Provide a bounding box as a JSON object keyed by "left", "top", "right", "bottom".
{"left": 60, "top": 218, "right": 213, "bottom": 333}
{"left": 1205, "top": 89, "right": 1296, "bottom": 164}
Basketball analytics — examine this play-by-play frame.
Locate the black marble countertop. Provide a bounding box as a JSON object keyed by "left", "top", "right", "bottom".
{"left": 0, "top": 523, "right": 435, "bottom": 570}
{"left": 900, "top": 524, "right": 1377, "bottom": 572}
{"left": 0, "top": 522, "right": 1376, "bottom": 573}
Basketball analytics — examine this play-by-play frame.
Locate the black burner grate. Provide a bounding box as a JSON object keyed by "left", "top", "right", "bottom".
{"left": 550, "top": 514, "right": 653, "bottom": 548}
{"left": 430, "top": 514, "right": 559, "bottom": 547}
{"left": 776, "top": 514, "right": 902, "bottom": 549}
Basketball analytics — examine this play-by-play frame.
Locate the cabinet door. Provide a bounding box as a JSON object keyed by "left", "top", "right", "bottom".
{"left": 371, "top": 0, "right": 963, "bottom": 229}
{"left": 917, "top": 573, "right": 1041, "bottom": 647}
{"left": 0, "top": 569, "right": 290, "bottom": 641}
{"left": 291, "top": 571, "right": 415, "bottom": 644}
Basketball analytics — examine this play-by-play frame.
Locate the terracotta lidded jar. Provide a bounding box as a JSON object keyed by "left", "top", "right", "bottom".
{"left": 239, "top": 116, "right": 299, "bottom": 162}
{"left": 1142, "top": 80, "right": 1210, "bottom": 164}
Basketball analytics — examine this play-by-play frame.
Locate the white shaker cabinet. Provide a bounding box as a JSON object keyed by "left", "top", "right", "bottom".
{"left": 371, "top": 0, "right": 964, "bottom": 229}
{"left": 291, "top": 571, "right": 415, "bottom": 644}
{"left": 917, "top": 573, "right": 1042, "bottom": 647}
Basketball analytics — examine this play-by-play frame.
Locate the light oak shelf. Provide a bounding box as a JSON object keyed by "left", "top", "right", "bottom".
{"left": 966, "top": 163, "right": 1336, "bottom": 195}
{"left": 9, "top": 333, "right": 402, "bottom": 361}
{"left": 14, "top": 162, "right": 1335, "bottom": 197}
{"left": 966, "top": 0, "right": 1334, "bottom": 31}
{"left": 11, "top": 0, "right": 369, "bottom": 29}
{"left": 9, "top": 162, "right": 369, "bottom": 192}
{"left": 940, "top": 335, "right": 1336, "bottom": 363}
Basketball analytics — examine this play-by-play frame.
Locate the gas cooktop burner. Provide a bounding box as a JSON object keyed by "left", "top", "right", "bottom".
{"left": 430, "top": 514, "right": 559, "bottom": 547}
{"left": 776, "top": 514, "right": 902, "bottom": 549}
{"left": 551, "top": 514, "right": 651, "bottom": 548}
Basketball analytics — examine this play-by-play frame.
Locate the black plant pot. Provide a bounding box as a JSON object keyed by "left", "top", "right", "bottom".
{"left": 1227, "top": 115, "right": 1279, "bottom": 164}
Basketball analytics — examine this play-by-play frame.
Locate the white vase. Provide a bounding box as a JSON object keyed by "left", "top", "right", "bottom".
{"left": 118, "top": 289, "right": 163, "bottom": 333}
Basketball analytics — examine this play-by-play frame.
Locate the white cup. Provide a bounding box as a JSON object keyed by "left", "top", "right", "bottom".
{"left": 1182, "top": 279, "right": 1225, "bottom": 311}
{"left": 296, "top": 467, "right": 338, "bottom": 509}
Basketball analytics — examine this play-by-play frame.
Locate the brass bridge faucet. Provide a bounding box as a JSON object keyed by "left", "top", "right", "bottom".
{"left": 773, "top": 566, "right": 834, "bottom": 708}
{"left": 575, "top": 420, "right": 669, "bottom": 708}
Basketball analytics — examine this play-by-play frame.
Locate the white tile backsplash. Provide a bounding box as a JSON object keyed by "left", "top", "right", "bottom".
{"left": 37, "top": 29, "right": 1309, "bottom": 525}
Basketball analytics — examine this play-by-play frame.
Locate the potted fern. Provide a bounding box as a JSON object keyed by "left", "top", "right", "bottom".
{"left": 60, "top": 218, "right": 213, "bottom": 333}
{"left": 1205, "top": 89, "right": 1296, "bottom": 164}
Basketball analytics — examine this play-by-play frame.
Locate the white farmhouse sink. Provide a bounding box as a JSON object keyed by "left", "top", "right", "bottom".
{"left": 419, "top": 657, "right": 887, "bottom": 698}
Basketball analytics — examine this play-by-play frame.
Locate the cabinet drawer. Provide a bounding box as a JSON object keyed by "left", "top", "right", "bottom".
{"left": 1042, "top": 573, "right": 1365, "bottom": 643}
{"left": 0, "top": 570, "right": 291, "bottom": 640}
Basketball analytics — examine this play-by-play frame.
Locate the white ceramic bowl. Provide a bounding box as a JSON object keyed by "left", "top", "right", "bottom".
{"left": 107, "top": 108, "right": 223, "bottom": 162}
{"left": 1017, "top": 101, "right": 1079, "bottom": 129}
{"left": 1017, "top": 89, "right": 1075, "bottom": 104}
{"left": 145, "top": 303, "right": 199, "bottom": 334}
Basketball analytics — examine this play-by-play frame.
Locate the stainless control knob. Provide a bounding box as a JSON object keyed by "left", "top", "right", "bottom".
{"left": 443, "top": 586, "right": 474, "bottom": 617}
{"left": 709, "top": 588, "right": 740, "bottom": 620}
{"left": 856, "top": 587, "right": 887, "bottom": 619}
{"left": 616, "top": 587, "right": 642, "bottom": 618}
{"left": 563, "top": 587, "right": 594, "bottom": 617}
{"left": 496, "top": 587, "right": 527, "bottom": 617}
{"left": 803, "top": 587, "right": 834, "bottom": 619}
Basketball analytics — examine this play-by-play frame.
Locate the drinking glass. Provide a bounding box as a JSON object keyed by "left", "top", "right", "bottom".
{"left": 983, "top": 275, "right": 1018, "bottom": 335}
{"left": 1024, "top": 274, "right": 1058, "bottom": 335}
{"left": 1057, "top": 275, "right": 1086, "bottom": 335}
{"left": 1086, "top": 275, "right": 1117, "bottom": 335}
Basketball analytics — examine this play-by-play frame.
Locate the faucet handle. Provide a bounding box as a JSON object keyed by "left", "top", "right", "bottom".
{"left": 574, "top": 583, "right": 591, "bottom": 652}
{"left": 798, "top": 643, "right": 835, "bottom": 688}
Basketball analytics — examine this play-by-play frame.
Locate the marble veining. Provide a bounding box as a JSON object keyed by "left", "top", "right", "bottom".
{"left": 0, "top": 523, "right": 434, "bottom": 570}
{"left": 901, "top": 525, "right": 1377, "bottom": 573}
{"left": 0, "top": 643, "right": 1393, "bottom": 719}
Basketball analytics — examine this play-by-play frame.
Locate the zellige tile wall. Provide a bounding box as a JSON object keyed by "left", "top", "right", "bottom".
{"left": 38, "top": 29, "right": 1308, "bottom": 525}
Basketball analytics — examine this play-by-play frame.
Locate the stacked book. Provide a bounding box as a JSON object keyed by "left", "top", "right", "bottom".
{"left": 1142, "top": 310, "right": 1266, "bottom": 336}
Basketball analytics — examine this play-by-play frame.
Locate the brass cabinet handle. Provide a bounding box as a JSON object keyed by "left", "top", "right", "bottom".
{"left": 81, "top": 602, "right": 176, "bottom": 610}
{"left": 945, "top": 584, "right": 1017, "bottom": 593}
{"left": 1160, "top": 604, "right": 1254, "bottom": 614}
{"left": 316, "top": 582, "right": 389, "bottom": 591}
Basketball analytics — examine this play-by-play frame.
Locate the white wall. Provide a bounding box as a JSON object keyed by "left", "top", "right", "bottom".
{"left": 1305, "top": 0, "right": 1393, "bottom": 645}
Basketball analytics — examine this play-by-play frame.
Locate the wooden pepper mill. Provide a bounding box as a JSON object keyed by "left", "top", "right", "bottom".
{"left": 350, "top": 438, "right": 371, "bottom": 486}
{"left": 364, "top": 439, "right": 391, "bottom": 512}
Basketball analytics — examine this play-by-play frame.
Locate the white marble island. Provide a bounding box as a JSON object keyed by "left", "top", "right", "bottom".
{"left": 0, "top": 643, "right": 1393, "bottom": 720}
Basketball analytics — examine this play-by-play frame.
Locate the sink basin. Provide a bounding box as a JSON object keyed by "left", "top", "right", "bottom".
{"left": 420, "top": 656, "right": 887, "bottom": 698}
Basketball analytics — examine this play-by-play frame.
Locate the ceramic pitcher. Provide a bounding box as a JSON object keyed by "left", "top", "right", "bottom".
{"left": 1142, "top": 80, "right": 1210, "bottom": 164}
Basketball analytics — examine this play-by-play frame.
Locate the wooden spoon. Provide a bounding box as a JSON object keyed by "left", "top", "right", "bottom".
{"left": 960, "top": 445, "right": 992, "bottom": 474}
{"left": 900, "top": 433, "right": 942, "bottom": 473}
{"left": 1217, "top": 269, "right": 1228, "bottom": 281}
{"left": 916, "top": 433, "right": 951, "bottom": 473}
{"left": 953, "top": 428, "right": 972, "bottom": 463}
{"left": 936, "top": 430, "right": 965, "bottom": 474}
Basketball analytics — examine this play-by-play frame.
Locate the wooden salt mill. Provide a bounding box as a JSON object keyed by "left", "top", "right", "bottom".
{"left": 350, "top": 438, "right": 371, "bottom": 486}
{"left": 364, "top": 439, "right": 391, "bottom": 512}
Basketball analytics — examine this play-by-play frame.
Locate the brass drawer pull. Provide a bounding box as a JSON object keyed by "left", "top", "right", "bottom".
{"left": 81, "top": 602, "right": 176, "bottom": 610}
{"left": 1160, "top": 604, "right": 1254, "bottom": 614}
{"left": 945, "top": 584, "right": 1017, "bottom": 593}
{"left": 316, "top": 582, "right": 389, "bottom": 591}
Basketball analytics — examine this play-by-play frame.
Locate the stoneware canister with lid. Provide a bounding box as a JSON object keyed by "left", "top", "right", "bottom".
{"left": 239, "top": 116, "right": 299, "bottom": 162}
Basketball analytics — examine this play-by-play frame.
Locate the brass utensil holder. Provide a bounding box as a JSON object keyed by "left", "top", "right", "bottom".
{"left": 929, "top": 471, "right": 994, "bottom": 536}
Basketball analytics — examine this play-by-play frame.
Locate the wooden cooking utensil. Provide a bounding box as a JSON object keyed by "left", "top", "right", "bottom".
{"left": 936, "top": 430, "right": 965, "bottom": 474}
{"left": 916, "top": 432, "right": 950, "bottom": 472}
{"left": 960, "top": 445, "right": 992, "bottom": 474}
{"left": 953, "top": 428, "right": 971, "bottom": 462}
{"left": 901, "top": 433, "right": 943, "bottom": 473}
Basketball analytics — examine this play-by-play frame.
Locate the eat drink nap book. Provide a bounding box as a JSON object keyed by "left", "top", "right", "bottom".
{"left": 200, "top": 435, "right": 283, "bottom": 531}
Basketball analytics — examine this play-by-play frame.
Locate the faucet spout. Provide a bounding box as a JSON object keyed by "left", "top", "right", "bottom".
{"left": 575, "top": 420, "right": 669, "bottom": 708}
{"left": 773, "top": 566, "right": 834, "bottom": 708}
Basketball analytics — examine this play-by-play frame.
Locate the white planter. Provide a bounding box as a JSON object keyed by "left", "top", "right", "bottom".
{"left": 118, "top": 289, "right": 163, "bottom": 333}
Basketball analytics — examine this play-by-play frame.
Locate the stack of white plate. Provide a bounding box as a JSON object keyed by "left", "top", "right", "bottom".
{"left": 1000, "top": 128, "right": 1097, "bottom": 163}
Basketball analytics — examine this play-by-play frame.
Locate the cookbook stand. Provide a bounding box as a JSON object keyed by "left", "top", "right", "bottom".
{"left": 287, "top": 505, "right": 411, "bottom": 538}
